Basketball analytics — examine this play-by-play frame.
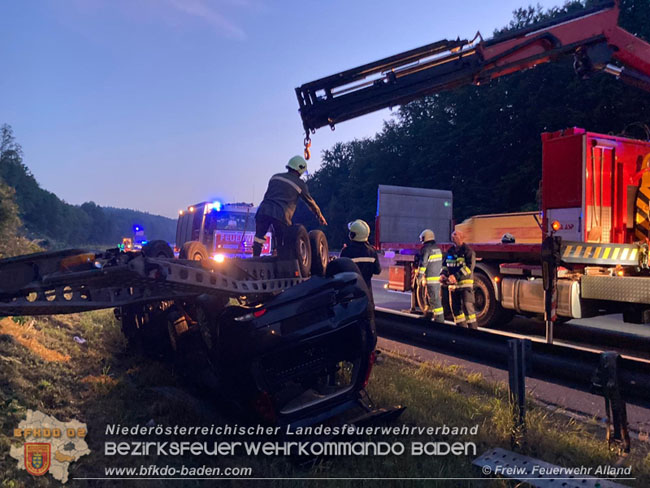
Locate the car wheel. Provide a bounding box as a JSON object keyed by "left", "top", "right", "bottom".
{"left": 309, "top": 229, "right": 329, "bottom": 276}
{"left": 142, "top": 240, "right": 174, "bottom": 258}
{"left": 325, "top": 257, "right": 362, "bottom": 277}
{"left": 179, "top": 241, "right": 209, "bottom": 261}
{"left": 280, "top": 225, "right": 311, "bottom": 277}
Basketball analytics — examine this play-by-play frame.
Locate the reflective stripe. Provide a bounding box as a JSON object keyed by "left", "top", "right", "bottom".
{"left": 433, "top": 307, "right": 444, "bottom": 314}
{"left": 270, "top": 175, "right": 302, "bottom": 193}
{"left": 254, "top": 237, "right": 266, "bottom": 244}
{"left": 467, "top": 314, "right": 476, "bottom": 320}
{"left": 418, "top": 267, "right": 426, "bottom": 273}
{"left": 454, "top": 314, "right": 466, "bottom": 321}
{"left": 428, "top": 253, "right": 443, "bottom": 262}
{"left": 426, "top": 276, "right": 440, "bottom": 282}
{"left": 351, "top": 257, "right": 376, "bottom": 263}
{"left": 459, "top": 279, "right": 474, "bottom": 285}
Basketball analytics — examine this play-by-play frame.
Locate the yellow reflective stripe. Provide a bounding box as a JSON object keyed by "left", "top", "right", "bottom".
{"left": 630, "top": 249, "right": 638, "bottom": 261}
{"left": 573, "top": 245, "right": 582, "bottom": 257}
{"left": 612, "top": 248, "right": 620, "bottom": 260}
{"left": 454, "top": 314, "right": 466, "bottom": 321}
{"left": 418, "top": 267, "right": 426, "bottom": 273}
{"left": 461, "top": 266, "right": 472, "bottom": 275}
{"left": 428, "top": 254, "right": 443, "bottom": 262}
{"left": 433, "top": 307, "right": 444, "bottom": 314}
{"left": 620, "top": 248, "right": 629, "bottom": 261}
{"left": 467, "top": 314, "right": 476, "bottom": 320}
{"left": 603, "top": 247, "right": 611, "bottom": 259}
{"left": 593, "top": 246, "right": 602, "bottom": 259}
{"left": 426, "top": 276, "right": 440, "bottom": 282}
{"left": 584, "top": 246, "right": 592, "bottom": 258}
{"left": 563, "top": 245, "right": 573, "bottom": 258}
{"left": 459, "top": 279, "right": 474, "bottom": 285}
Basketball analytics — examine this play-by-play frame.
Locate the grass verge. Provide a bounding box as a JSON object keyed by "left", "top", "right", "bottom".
{"left": 0, "top": 312, "right": 648, "bottom": 487}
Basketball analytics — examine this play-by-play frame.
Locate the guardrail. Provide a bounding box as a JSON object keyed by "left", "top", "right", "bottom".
{"left": 374, "top": 308, "right": 650, "bottom": 408}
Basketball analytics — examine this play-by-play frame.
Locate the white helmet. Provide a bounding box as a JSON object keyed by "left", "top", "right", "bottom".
{"left": 348, "top": 219, "right": 370, "bottom": 242}
{"left": 419, "top": 229, "right": 435, "bottom": 242}
{"left": 286, "top": 155, "right": 308, "bottom": 175}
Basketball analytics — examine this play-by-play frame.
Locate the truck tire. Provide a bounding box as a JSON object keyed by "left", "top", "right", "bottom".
{"left": 473, "top": 271, "right": 514, "bottom": 327}
{"left": 142, "top": 240, "right": 174, "bottom": 258}
{"left": 280, "top": 225, "right": 311, "bottom": 277}
{"left": 179, "top": 241, "right": 209, "bottom": 261}
{"left": 309, "top": 229, "right": 329, "bottom": 276}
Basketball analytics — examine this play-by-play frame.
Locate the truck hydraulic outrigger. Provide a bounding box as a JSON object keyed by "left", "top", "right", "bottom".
{"left": 295, "top": 0, "right": 650, "bottom": 156}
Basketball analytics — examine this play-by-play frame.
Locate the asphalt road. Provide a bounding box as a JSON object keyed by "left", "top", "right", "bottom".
{"left": 371, "top": 277, "right": 650, "bottom": 435}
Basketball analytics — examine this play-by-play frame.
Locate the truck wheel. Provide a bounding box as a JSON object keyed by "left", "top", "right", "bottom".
{"left": 142, "top": 240, "right": 174, "bottom": 258}
{"left": 280, "top": 225, "right": 311, "bottom": 277}
{"left": 179, "top": 241, "right": 209, "bottom": 261}
{"left": 309, "top": 229, "right": 329, "bottom": 276}
{"left": 473, "top": 271, "right": 514, "bottom": 327}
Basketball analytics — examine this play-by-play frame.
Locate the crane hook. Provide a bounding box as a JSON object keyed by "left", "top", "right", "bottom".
{"left": 304, "top": 135, "right": 312, "bottom": 160}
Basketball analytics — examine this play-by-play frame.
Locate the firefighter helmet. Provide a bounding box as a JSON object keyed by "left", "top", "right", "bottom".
{"left": 286, "top": 155, "right": 308, "bottom": 175}
{"left": 419, "top": 229, "right": 435, "bottom": 242}
{"left": 348, "top": 219, "right": 370, "bottom": 242}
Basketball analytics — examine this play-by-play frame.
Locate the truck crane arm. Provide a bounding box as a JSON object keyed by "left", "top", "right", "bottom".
{"left": 296, "top": 0, "right": 650, "bottom": 139}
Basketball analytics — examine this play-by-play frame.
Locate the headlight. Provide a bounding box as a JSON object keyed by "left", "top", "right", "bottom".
{"left": 212, "top": 253, "right": 226, "bottom": 263}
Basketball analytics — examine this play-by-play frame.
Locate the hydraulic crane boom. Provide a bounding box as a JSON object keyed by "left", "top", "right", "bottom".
{"left": 296, "top": 0, "right": 650, "bottom": 141}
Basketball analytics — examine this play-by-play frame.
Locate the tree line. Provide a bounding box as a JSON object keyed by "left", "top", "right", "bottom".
{"left": 0, "top": 124, "right": 176, "bottom": 250}
{"left": 294, "top": 0, "right": 650, "bottom": 248}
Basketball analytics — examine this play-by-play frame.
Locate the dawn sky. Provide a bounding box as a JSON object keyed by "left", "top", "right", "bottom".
{"left": 1, "top": 0, "right": 562, "bottom": 218}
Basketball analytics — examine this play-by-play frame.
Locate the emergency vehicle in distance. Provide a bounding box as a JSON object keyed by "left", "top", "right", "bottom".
{"left": 119, "top": 224, "right": 148, "bottom": 252}
{"left": 175, "top": 201, "right": 271, "bottom": 261}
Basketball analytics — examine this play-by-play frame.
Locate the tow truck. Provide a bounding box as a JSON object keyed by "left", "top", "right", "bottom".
{"left": 296, "top": 0, "right": 650, "bottom": 328}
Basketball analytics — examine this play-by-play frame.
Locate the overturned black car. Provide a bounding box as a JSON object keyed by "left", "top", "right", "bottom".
{"left": 121, "top": 257, "right": 378, "bottom": 427}
{"left": 0, "top": 240, "right": 379, "bottom": 427}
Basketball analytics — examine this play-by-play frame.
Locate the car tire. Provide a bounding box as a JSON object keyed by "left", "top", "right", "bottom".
{"left": 280, "top": 225, "right": 311, "bottom": 277}
{"left": 325, "top": 257, "right": 362, "bottom": 277}
{"left": 142, "top": 240, "right": 174, "bottom": 258}
{"left": 309, "top": 229, "right": 329, "bottom": 276}
{"left": 179, "top": 241, "right": 209, "bottom": 261}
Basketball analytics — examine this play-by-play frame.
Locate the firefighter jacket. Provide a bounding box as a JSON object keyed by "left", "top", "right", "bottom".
{"left": 341, "top": 241, "right": 381, "bottom": 289}
{"left": 256, "top": 170, "right": 324, "bottom": 226}
{"left": 417, "top": 241, "right": 443, "bottom": 284}
{"left": 442, "top": 243, "right": 476, "bottom": 288}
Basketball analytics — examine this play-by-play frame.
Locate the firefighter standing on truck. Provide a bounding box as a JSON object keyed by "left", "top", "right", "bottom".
{"left": 441, "top": 229, "right": 477, "bottom": 329}
{"left": 253, "top": 156, "right": 327, "bottom": 257}
{"left": 340, "top": 219, "right": 381, "bottom": 303}
{"left": 413, "top": 229, "right": 445, "bottom": 323}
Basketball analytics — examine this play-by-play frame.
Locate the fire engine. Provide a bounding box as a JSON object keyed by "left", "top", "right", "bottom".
{"left": 296, "top": 0, "right": 650, "bottom": 327}
{"left": 175, "top": 201, "right": 270, "bottom": 261}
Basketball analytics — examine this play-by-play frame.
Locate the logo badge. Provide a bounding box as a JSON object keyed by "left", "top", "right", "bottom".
{"left": 24, "top": 443, "right": 51, "bottom": 476}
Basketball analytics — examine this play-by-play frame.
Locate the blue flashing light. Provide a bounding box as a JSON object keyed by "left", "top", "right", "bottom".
{"left": 141, "top": 240, "right": 148, "bottom": 245}
{"left": 212, "top": 201, "right": 222, "bottom": 212}
{"left": 133, "top": 225, "right": 143, "bottom": 233}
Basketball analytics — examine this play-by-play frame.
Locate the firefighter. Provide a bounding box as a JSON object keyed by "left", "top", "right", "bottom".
{"left": 441, "top": 229, "right": 477, "bottom": 329}
{"left": 340, "top": 219, "right": 381, "bottom": 302}
{"left": 253, "top": 156, "right": 327, "bottom": 256}
{"left": 412, "top": 229, "right": 444, "bottom": 323}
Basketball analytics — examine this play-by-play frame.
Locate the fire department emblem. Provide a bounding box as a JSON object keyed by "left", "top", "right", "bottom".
{"left": 24, "top": 443, "right": 51, "bottom": 476}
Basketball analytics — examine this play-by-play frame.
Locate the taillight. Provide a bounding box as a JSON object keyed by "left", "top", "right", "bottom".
{"left": 362, "top": 350, "right": 377, "bottom": 388}
{"left": 234, "top": 308, "right": 267, "bottom": 322}
{"left": 252, "top": 391, "right": 276, "bottom": 424}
